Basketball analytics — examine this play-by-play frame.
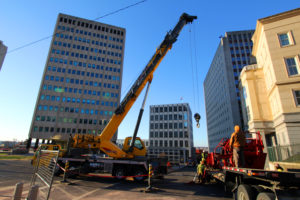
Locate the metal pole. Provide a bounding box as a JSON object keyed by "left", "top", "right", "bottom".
{"left": 145, "top": 163, "right": 153, "bottom": 192}
{"left": 12, "top": 182, "right": 23, "bottom": 200}
{"left": 27, "top": 185, "right": 39, "bottom": 200}
{"left": 61, "top": 160, "right": 69, "bottom": 183}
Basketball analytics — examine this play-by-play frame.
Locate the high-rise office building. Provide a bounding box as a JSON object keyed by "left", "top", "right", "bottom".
{"left": 148, "top": 103, "right": 194, "bottom": 164}
{"left": 0, "top": 40, "right": 7, "bottom": 71}
{"left": 204, "top": 30, "right": 254, "bottom": 152}
{"left": 28, "top": 13, "right": 125, "bottom": 147}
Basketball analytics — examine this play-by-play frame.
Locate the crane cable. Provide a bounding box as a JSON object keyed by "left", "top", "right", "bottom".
{"left": 193, "top": 23, "right": 201, "bottom": 112}
{"left": 188, "top": 27, "right": 196, "bottom": 111}
{"left": 188, "top": 23, "right": 201, "bottom": 127}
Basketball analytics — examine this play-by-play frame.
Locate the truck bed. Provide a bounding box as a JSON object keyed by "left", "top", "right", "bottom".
{"left": 209, "top": 166, "right": 300, "bottom": 188}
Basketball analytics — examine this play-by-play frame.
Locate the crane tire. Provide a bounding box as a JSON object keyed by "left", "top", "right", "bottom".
{"left": 114, "top": 167, "right": 125, "bottom": 180}
{"left": 134, "top": 168, "right": 146, "bottom": 182}
{"left": 256, "top": 192, "right": 275, "bottom": 200}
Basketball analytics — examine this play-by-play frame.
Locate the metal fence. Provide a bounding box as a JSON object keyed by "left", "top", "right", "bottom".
{"left": 30, "top": 149, "right": 59, "bottom": 200}
{"left": 267, "top": 143, "right": 300, "bottom": 162}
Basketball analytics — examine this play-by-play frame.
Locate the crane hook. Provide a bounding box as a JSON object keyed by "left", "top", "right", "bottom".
{"left": 194, "top": 113, "right": 201, "bottom": 128}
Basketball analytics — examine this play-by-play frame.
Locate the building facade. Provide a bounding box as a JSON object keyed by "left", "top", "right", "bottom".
{"left": 204, "top": 30, "right": 254, "bottom": 152}
{"left": 0, "top": 40, "right": 7, "bottom": 71}
{"left": 148, "top": 103, "right": 194, "bottom": 164}
{"left": 240, "top": 8, "right": 300, "bottom": 151}
{"left": 28, "top": 13, "right": 125, "bottom": 146}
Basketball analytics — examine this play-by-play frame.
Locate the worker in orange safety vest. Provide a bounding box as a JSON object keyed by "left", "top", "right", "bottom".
{"left": 229, "top": 125, "right": 246, "bottom": 168}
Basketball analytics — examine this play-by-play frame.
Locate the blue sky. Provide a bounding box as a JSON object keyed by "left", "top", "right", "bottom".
{"left": 0, "top": 0, "right": 299, "bottom": 146}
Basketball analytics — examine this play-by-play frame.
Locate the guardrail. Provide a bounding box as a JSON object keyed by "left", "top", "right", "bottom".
{"left": 267, "top": 144, "right": 300, "bottom": 162}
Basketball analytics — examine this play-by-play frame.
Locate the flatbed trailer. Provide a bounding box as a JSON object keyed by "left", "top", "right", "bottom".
{"left": 207, "top": 166, "right": 300, "bottom": 200}
{"left": 56, "top": 155, "right": 167, "bottom": 181}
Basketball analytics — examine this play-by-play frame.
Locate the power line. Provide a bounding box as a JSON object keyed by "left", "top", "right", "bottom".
{"left": 6, "top": 0, "right": 147, "bottom": 55}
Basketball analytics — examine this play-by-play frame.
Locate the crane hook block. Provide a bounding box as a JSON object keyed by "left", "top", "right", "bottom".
{"left": 194, "top": 113, "right": 201, "bottom": 128}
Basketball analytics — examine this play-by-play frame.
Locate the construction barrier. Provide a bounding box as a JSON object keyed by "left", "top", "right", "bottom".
{"left": 30, "top": 149, "right": 59, "bottom": 200}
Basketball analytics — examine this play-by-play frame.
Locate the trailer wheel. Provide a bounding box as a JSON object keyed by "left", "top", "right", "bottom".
{"left": 256, "top": 192, "right": 275, "bottom": 200}
{"left": 114, "top": 168, "right": 125, "bottom": 180}
{"left": 237, "top": 184, "right": 253, "bottom": 200}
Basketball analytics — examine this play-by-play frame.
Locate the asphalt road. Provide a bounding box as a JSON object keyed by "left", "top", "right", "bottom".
{"left": 0, "top": 160, "right": 232, "bottom": 200}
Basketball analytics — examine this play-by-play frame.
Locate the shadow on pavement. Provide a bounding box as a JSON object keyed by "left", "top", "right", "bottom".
{"left": 61, "top": 166, "right": 230, "bottom": 199}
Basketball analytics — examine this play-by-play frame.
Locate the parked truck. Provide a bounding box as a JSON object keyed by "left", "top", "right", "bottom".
{"left": 32, "top": 13, "right": 197, "bottom": 181}
{"left": 204, "top": 131, "right": 300, "bottom": 200}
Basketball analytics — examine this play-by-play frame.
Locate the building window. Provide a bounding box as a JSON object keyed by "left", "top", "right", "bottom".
{"left": 278, "top": 32, "right": 293, "bottom": 47}
{"left": 285, "top": 57, "right": 299, "bottom": 76}
{"left": 293, "top": 90, "right": 300, "bottom": 106}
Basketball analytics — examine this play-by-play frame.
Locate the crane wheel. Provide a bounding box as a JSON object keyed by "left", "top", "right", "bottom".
{"left": 114, "top": 167, "right": 126, "bottom": 180}
{"left": 134, "top": 168, "right": 146, "bottom": 182}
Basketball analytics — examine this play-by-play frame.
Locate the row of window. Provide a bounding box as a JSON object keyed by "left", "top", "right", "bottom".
{"left": 44, "top": 75, "right": 119, "bottom": 90}
{"left": 59, "top": 17, "right": 124, "bottom": 36}
{"left": 47, "top": 66, "right": 120, "bottom": 80}
{"left": 50, "top": 54, "right": 121, "bottom": 65}
{"left": 232, "top": 56, "right": 249, "bottom": 62}
{"left": 150, "top": 113, "right": 188, "bottom": 121}
{"left": 150, "top": 105, "right": 188, "bottom": 113}
{"left": 52, "top": 47, "right": 122, "bottom": 59}
{"left": 35, "top": 115, "right": 110, "bottom": 125}
{"left": 55, "top": 33, "right": 123, "bottom": 50}
{"left": 150, "top": 122, "right": 188, "bottom": 130}
{"left": 228, "top": 33, "right": 253, "bottom": 42}
{"left": 229, "top": 42, "right": 253, "bottom": 48}
{"left": 38, "top": 103, "right": 116, "bottom": 114}
{"left": 150, "top": 131, "right": 189, "bottom": 138}
{"left": 33, "top": 125, "right": 101, "bottom": 135}
{"left": 148, "top": 149, "right": 189, "bottom": 155}
{"left": 39, "top": 95, "right": 118, "bottom": 107}
{"left": 42, "top": 84, "right": 118, "bottom": 98}
{"left": 149, "top": 140, "right": 189, "bottom": 148}
{"left": 57, "top": 25, "right": 124, "bottom": 43}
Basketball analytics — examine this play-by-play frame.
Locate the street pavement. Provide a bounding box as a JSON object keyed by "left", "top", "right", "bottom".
{"left": 0, "top": 160, "right": 231, "bottom": 200}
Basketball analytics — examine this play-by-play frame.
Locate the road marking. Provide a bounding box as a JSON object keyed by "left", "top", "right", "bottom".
{"left": 72, "top": 188, "right": 99, "bottom": 200}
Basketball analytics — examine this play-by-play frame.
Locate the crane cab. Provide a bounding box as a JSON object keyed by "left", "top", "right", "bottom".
{"left": 122, "top": 137, "right": 147, "bottom": 157}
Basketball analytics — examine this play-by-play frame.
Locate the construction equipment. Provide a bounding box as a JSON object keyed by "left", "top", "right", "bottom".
{"left": 203, "top": 132, "right": 300, "bottom": 199}
{"left": 206, "top": 131, "right": 266, "bottom": 169}
{"left": 32, "top": 13, "right": 197, "bottom": 180}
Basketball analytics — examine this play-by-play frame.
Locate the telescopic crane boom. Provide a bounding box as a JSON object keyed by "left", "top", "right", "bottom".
{"left": 97, "top": 13, "right": 197, "bottom": 158}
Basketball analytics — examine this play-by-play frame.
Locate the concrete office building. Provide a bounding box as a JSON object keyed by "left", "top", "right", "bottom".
{"left": 0, "top": 41, "right": 7, "bottom": 71}
{"left": 148, "top": 103, "right": 194, "bottom": 164}
{"left": 28, "top": 13, "right": 125, "bottom": 147}
{"left": 204, "top": 30, "right": 254, "bottom": 152}
{"left": 240, "top": 8, "right": 300, "bottom": 153}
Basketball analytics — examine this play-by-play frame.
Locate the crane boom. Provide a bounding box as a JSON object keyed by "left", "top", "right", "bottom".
{"left": 99, "top": 13, "right": 197, "bottom": 158}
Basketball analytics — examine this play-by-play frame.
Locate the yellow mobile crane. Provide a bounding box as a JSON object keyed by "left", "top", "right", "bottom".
{"left": 33, "top": 13, "right": 197, "bottom": 180}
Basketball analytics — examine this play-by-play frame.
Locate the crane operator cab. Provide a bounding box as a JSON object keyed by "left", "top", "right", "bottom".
{"left": 122, "top": 137, "right": 147, "bottom": 158}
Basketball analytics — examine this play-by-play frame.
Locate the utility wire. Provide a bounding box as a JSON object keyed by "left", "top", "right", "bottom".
{"left": 5, "top": 0, "right": 147, "bottom": 55}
